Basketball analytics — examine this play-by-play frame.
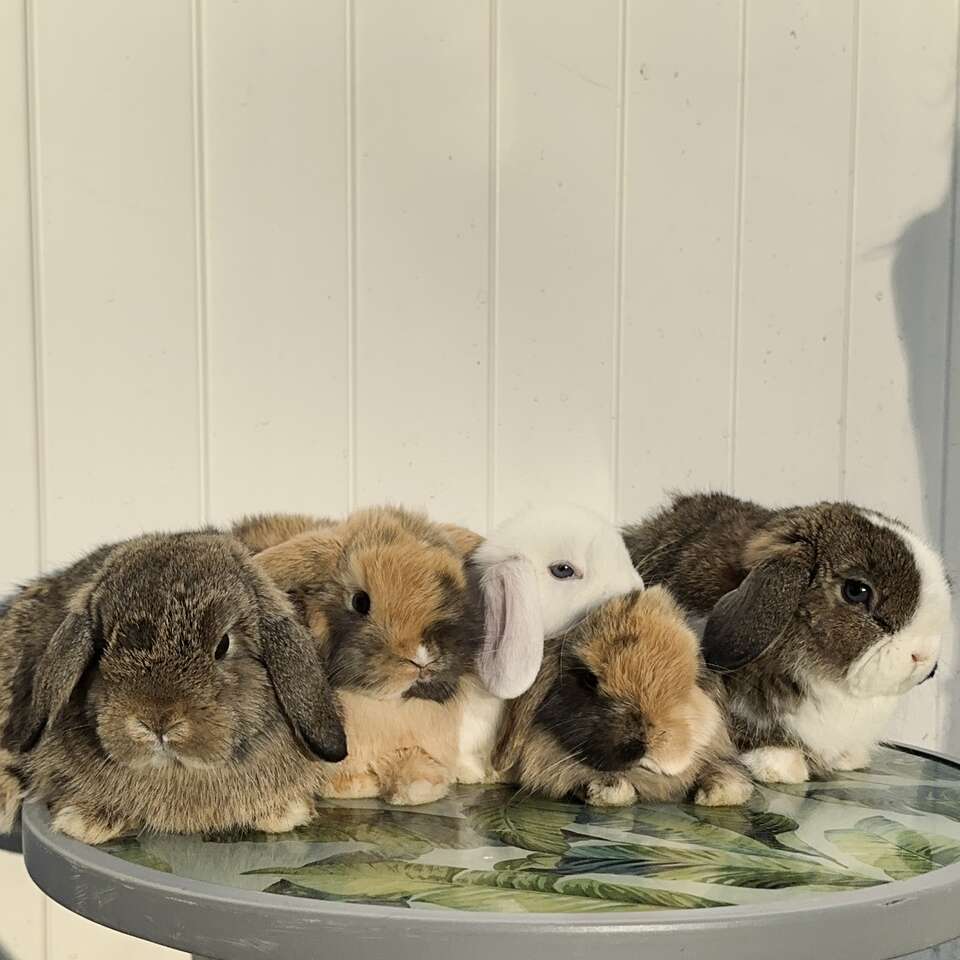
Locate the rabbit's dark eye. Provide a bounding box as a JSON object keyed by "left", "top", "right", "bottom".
{"left": 572, "top": 665, "right": 599, "bottom": 693}
{"left": 841, "top": 579, "right": 873, "bottom": 608}
{"left": 214, "top": 634, "right": 230, "bottom": 660}
{"left": 352, "top": 591, "right": 371, "bottom": 616}
{"left": 549, "top": 562, "right": 580, "bottom": 580}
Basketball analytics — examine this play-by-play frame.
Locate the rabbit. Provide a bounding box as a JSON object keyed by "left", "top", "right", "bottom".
{"left": 0, "top": 531, "right": 347, "bottom": 844}
{"left": 250, "top": 506, "right": 484, "bottom": 806}
{"left": 622, "top": 491, "right": 952, "bottom": 783}
{"left": 454, "top": 503, "right": 645, "bottom": 786}
{"left": 494, "top": 586, "right": 753, "bottom": 807}
{"left": 232, "top": 512, "right": 333, "bottom": 553}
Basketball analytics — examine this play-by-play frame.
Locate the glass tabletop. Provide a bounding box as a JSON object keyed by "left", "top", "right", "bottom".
{"left": 98, "top": 744, "right": 960, "bottom": 916}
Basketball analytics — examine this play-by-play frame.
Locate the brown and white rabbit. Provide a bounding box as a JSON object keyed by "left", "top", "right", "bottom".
{"left": 494, "top": 586, "right": 752, "bottom": 807}
{"left": 623, "top": 492, "right": 952, "bottom": 783}
{"left": 0, "top": 531, "right": 346, "bottom": 844}
{"left": 247, "top": 507, "right": 484, "bottom": 805}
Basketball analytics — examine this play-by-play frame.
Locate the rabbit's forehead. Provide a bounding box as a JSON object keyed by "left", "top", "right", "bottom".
{"left": 853, "top": 511, "right": 951, "bottom": 632}
{"left": 99, "top": 571, "right": 255, "bottom": 647}
{"left": 813, "top": 509, "right": 928, "bottom": 626}
{"left": 348, "top": 543, "right": 466, "bottom": 620}
{"left": 591, "top": 631, "right": 696, "bottom": 708}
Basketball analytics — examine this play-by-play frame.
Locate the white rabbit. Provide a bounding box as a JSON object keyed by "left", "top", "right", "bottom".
{"left": 454, "top": 503, "right": 644, "bottom": 784}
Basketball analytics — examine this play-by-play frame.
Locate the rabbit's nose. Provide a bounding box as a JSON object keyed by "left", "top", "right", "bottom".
{"left": 132, "top": 718, "right": 168, "bottom": 745}
{"left": 132, "top": 715, "right": 186, "bottom": 747}
{"left": 409, "top": 645, "right": 437, "bottom": 669}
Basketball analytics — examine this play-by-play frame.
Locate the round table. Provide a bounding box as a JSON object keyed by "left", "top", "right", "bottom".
{"left": 21, "top": 743, "right": 960, "bottom": 960}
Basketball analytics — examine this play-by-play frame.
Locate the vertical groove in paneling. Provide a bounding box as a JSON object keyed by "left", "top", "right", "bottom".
{"left": 728, "top": 0, "right": 748, "bottom": 495}
{"left": 346, "top": 0, "right": 357, "bottom": 513}
{"left": 24, "top": 0, "right": 49, "bottom": 950}
{"left": 610, "top": 0, "right": 628, "bottom": 521}
{"left": 941, "top": 0, "right": 960, "bottom": 554}
{"left": 191, "top": 0, "right": 210, "bottom": 525}
{"left": 838, "top": 0, "right": 862, "bottom": 501}
{"left": 485, "top": 0, "right": 500, "bottom": 534}
{"left": 26, "top": 0, "right": 46, "bottom": 575}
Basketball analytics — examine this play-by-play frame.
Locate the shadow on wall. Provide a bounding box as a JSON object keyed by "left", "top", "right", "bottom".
{"left": 891, "top": 138, "right": 956, "bottom": 545}
{"left": 892, "top": 136, "right": 959, "bottom": 749}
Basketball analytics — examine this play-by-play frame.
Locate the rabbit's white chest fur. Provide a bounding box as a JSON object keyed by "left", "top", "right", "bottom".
{"left": 455, "top": 680, "right": 504, "bottom": 783}
{"left": 784, "top": 681, "right": 898, "bottom": 767}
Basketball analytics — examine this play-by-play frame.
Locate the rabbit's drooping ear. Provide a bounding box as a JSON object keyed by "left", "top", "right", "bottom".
{"left": 259, "top": 612, "right": 348, "bottom": 762}
{"left": 4, "top": 613, "right": 96, "bottom": 753}
{"left": 255, "top": 529, "right": 343, "bottom": 592}
{"left": 478, "top": 557, "right": 544, "bottom": 699}
{"left": 702, "top": 555, "right": 810, "bottom": 672}
{"left": 440, "top": 523, "right": 485, "bottom": 558}
{"left": 232, "top": 513, "right": 331, "bottom": 555}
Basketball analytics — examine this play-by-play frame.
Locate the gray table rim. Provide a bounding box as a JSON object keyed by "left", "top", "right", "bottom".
{"left": 20, "top": 741, "right": 960, "bottom": 960}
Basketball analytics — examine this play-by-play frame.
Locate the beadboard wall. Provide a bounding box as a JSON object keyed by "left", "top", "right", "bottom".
{"left": 1, "top": 1, "right": 959, "bottom": 957}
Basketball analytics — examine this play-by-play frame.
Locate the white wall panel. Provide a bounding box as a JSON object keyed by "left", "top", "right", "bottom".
{"left": 617, "top": 0, "right": 741, "bottom": 520}
{"left": 493, "top": 0, "right": 621, "bottom": 522}
{"left": 734, "top": 0, "right": 856, "bottom": 504}
{"left": 352, "top": 0, "right": 490, "bottom": 531}
{"left": 844, "top": 0, "right": 958, "bottom": 747}
{"left": 31, "top": 0, "right": 202, "bottom": 568}
{"left": 0, "top": 4, "right": 45, "bottom": 955}
{"left": 0, "top": 0, "right": 39, "bottom": 598}
{"left": 202, "top": 0, "right": 351, "bottom": 524}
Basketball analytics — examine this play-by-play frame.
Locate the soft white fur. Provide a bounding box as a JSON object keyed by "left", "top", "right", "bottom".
{"left": 473, "top": 503, "right": 643, "bottom": 698}
{"left": 763, "top": 511, "right": 952, "bottom": 781}
{"left": 454, "top": 504, "right": 644, "bottom": 784}
{"left": 741, "top": 746, "right": 810, "bottom": 784}
{"left": 455, "top": 679, "right": 505, "bottom": 783}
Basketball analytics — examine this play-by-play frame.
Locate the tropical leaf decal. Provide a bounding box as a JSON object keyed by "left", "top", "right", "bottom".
{"left": 465, "top": 787, "right": 580, "bottom": 854}
{"left": 684, "top": 805, "right": 844, "bottom": 865}
{"left": 616, "top": 804, "right": 827, "bottom": 863}
{"left": 246, "top": 857, "right": 730, "bottom": 911}
{"left": 555, "top": 841, "right": 881, "bottom": 890}
{"left": 826, "top": 816, "right": 960, "bottom": 880}
{"left": 99, "top": 746, "right": 960, "bottom": 915}
{"left": 225, "top": 805, "right": 490, "bottom": 858}
{"left": 100, "top": 838, "right": 173, "bottom": 874}
{"left": 776, "top": 784, "right": 960, "bottom": 824}
{"left": 867, "top": 750, "right": 960, "bottom": 783}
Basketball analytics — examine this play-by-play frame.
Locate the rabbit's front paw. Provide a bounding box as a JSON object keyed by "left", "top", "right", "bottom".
{"left": 52, "top": 806, "right": 127, "bottom": 845}
{"left": 741, "top": 746, "right": 809, "bottom": 784}
{"left": 584, "top": 777, "right": 636, "bottom": 807}
{"left": 253, "top": 798, "right": 312, "bottom": 834}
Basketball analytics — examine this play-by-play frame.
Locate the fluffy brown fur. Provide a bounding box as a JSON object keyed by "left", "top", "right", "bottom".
{"left": 0, "top": 532, "right": 346, "bottom": 843}
{"left": 232, "top": 513, "right": 333, "bottom": 553}
{"left": 318, "top": 688, "right": 464, "bottom": 804}
{"left": 495, "top": 587, "right": 752, "bottom": 807}
{"left": 250, "top": 507, "right": 484, "bottom": 805}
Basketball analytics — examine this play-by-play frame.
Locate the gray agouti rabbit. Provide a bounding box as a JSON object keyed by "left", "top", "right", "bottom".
{"left": 0, "top": 530, "right": 346, "bottom": 843}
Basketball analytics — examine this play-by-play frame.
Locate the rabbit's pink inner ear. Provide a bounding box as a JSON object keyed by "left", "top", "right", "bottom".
{"left": 478, "top": 557, "right": 544, "bottom": 699}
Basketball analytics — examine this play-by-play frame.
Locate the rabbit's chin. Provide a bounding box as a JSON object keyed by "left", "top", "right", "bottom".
{"left": 123, "top": 750, "right": 228, "bottom": 773}
{"left": 844, "top": 631, "right": 941, "bottom": 698}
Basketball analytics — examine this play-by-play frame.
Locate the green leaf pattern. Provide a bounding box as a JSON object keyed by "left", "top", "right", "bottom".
{"left": 101, "top": 745, "right": 960, "bottom": 914}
